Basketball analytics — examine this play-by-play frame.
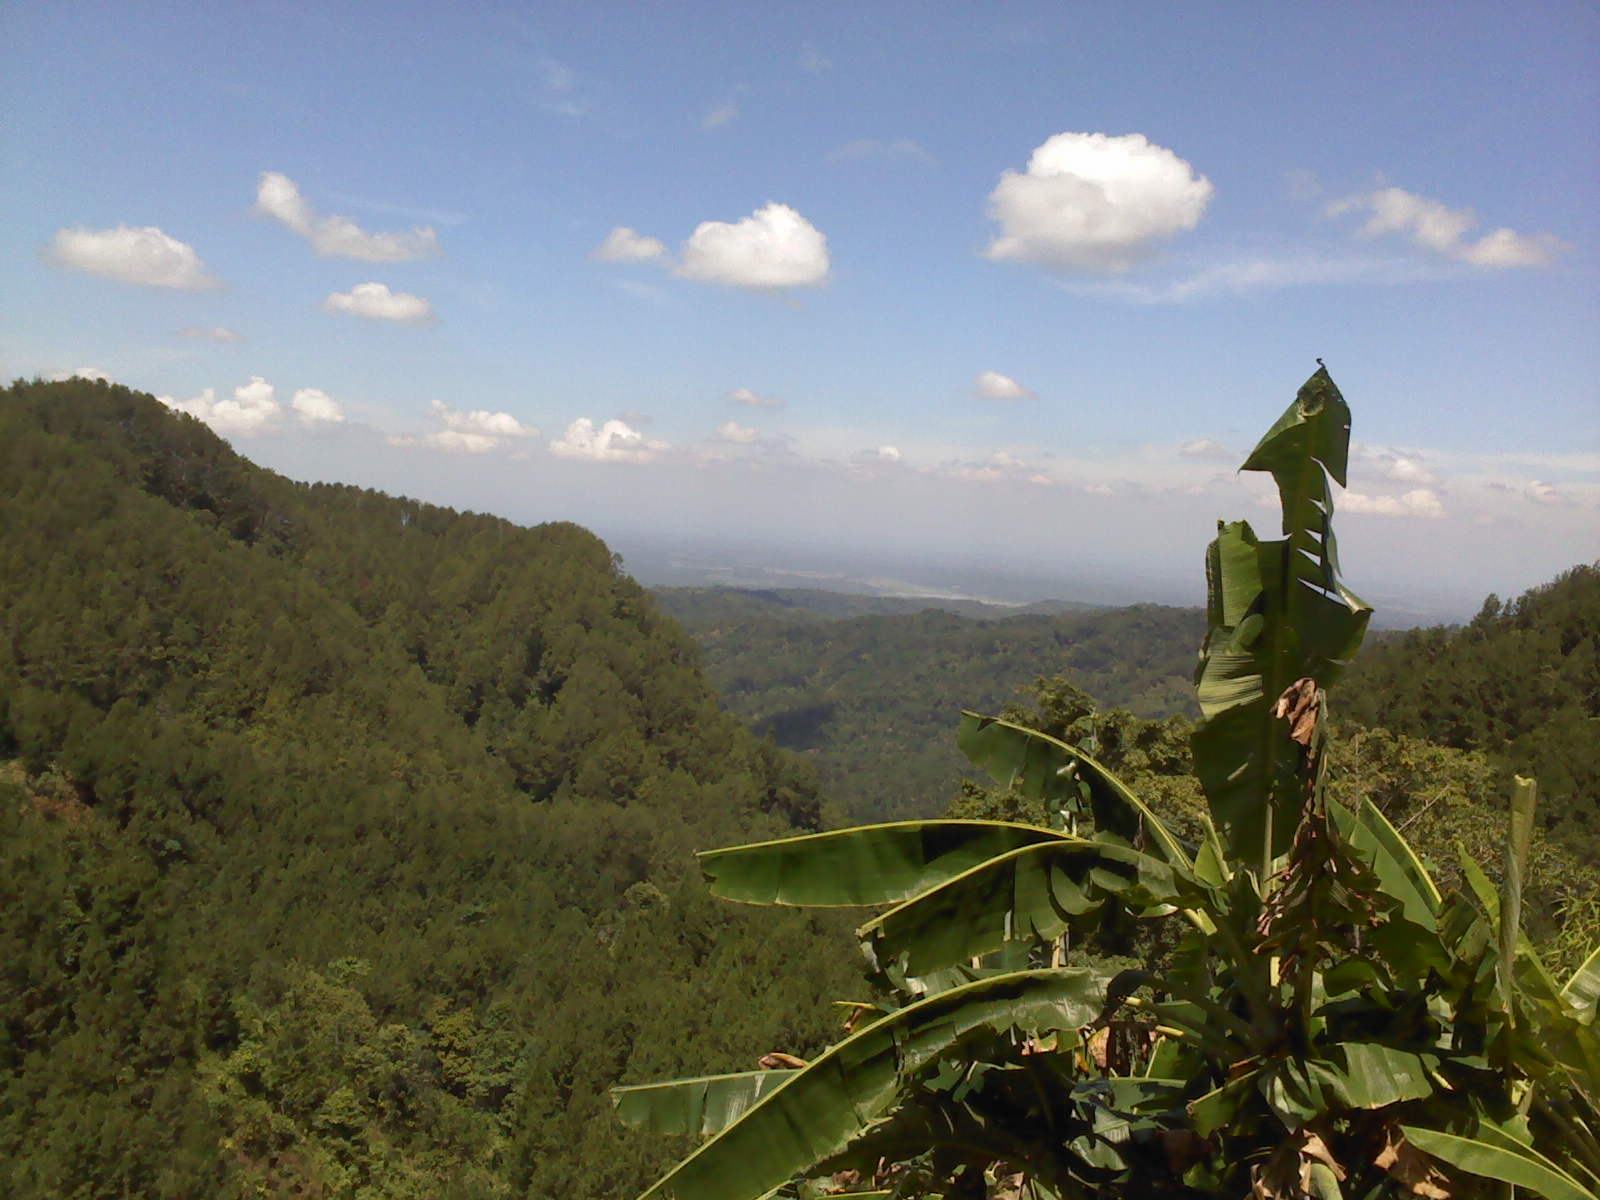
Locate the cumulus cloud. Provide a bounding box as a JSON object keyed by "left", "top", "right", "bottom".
{"left": 729, "top": 387, "right": 783, "bottom": 409}
{"left": 47, "top": 225, "right": 217, "bottom": 289}
{"left": 1341, "top": 488, "right": 1447, "bottom": 519}
{"left": 1178, "top": 438, "right": 1232, "bottom": 461}
{"left": 1353, "top": 443, "right": 1437, "bottom": 485}
{"left": 160, "top": 376, "right": 282, "bottom": 437}
{"left": 874, "top": 445, "right": 901, "bottom": 462}
{"left": 1527, "top": 480, "right": 1571, "bottom": 506}
{"left": 291, "top": 387, "right": 344, "bottom": 426}
{"left": 323, "top": 282, "right": 434, "bottom": 323}
{"left": 549, "top": 417, "right": 668, "bottom": 463}
{"left": 1328, "top": 186, "right": 1565, "bottom": 268}
{"left": 179, "top": 325, "right": 242, "bottom": 343}
{"left": 984, "top": 132, "right": 1213, "bottom": 272}
{"left": 949, "top": 450, "right": 1050, "bottom": 485}
{"left": 714, "top": 420, "right": 758, "bottom": 444}
{"left": 975, "top": 370, "right": 1033, "bottom": 401}
{"left": 49, "top": 367, "right": 111, "bottom": 383}
{"left": 388, "top": 400, "right": 538, "bottom": 453}
{"left": 430, "top": 399, "right": 537, "bottom": 439}
{"left": 827, "top": 138, "right": 936, "bottom": 165}
{"left": 678, "top": 203, "right": 830, "bottom": 289}
{"left": 593, "top": 226, "right": 667, "bottom": 263}
{"left": 256, "top": 171, "right": 441, "bottom": 262}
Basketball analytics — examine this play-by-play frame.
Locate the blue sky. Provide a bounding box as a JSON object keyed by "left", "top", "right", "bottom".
{"left": 3, "top": 0, "right": 1596, "bottom": 617}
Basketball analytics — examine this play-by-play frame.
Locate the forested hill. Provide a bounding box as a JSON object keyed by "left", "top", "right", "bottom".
{"left": 1340, "top": 563, "right": 1600, "bottom": 856}
{"left": 655, "top": 591, "right": 1204, "bottom": 820}
{"left": 0, "top": 378, "right": 856, "bottom": 1199}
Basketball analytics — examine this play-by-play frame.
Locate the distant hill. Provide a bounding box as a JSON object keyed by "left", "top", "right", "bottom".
{"left": 1340, "top": 563, "right": 1600, "bottom": 857}
{"left": 652, "top": 584, "right": 1100, "bottom": 626}
{"left": 0, "top": 378, "right": 854, "bottom": 1199}
{"left": 656, "top": 589, "right": 1204, "bottom": 820}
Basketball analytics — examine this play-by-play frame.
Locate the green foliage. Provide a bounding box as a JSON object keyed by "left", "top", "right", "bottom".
{"left": 661, "top": 598, "right": 1203, "bottom": 822}
{"left": 616, "top": 368, "right": 1600, "bottom": 1199}
{"left": 0, "top": 377, "right": 856, "bottom": 1197}
{"left": 1340, "top": 563, "right": 1600, "bottom": 863}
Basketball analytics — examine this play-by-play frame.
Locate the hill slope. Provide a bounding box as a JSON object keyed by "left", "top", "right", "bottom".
{"left": 657, "top": 590, "right": 1204, "bottom": 820}
{"left": 1339, "top": 563, "right": 1600, "bottom": 856}
{"left": 0, "top": 378, "right": 854, "bottom": 1199}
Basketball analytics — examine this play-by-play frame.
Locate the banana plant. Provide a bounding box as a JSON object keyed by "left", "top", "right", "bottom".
{"left": 613, "top": 367, "right": 1600, "bottom": 1199}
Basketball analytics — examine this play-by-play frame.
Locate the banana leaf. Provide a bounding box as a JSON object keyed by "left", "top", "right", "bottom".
{"left": 698, "top": 820, "right": 1071, "bottom": 908}
{"left": 1564, "top": 945, "right": 1600, "bottom": 1023}
{"left": 632, "top": 968, "right": 1116, "bottom": 1200}
{"left": 1400, "top": 1125, "right": 1599, "bottom": 1200}
{"left": 1311, "top": 1042, "right": 1435, "bottom": 1109}
{"left": 614, "top": 1070, "right": 798, "bottom": 1137}
{"left": 1328, "top": 796, "right": 1441, "bottom": 928}
{"left": 1190, "top": 367, "right": 1371, "bottom": 868}
{"left": 1502, "top": 776, "right": 1539, "bottom": 1018}
{"left": 857, "top": 839, "right": 1193, "bottom": 980}
{"left": 957, "top": 714, "right": 1193, "bottom": 868}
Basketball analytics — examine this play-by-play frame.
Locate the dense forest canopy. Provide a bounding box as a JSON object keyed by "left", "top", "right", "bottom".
{"left": 0, "top": 378, "right": 856, "bottom": 1198}
{"left": 654, "top": 591, "right": 1202, "bottom": 821}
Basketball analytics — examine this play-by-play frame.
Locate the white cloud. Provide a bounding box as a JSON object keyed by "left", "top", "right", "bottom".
{"left": 323, "top": 282, "right": 434, "bottom": 324}
{"left": 49, "top": 366, "right": 111, "bottom": 383}
{"left": 429, "top": 399, "right": 537, "bottom": 439}
{"left": 827, "top": 138, "right": 936, "bottom": 166}
{"left": 1351, "top": 442, "right": 1439, "bottom": 485}
{"left": 291, "top": 387, "right": 344, "bottom": 426}
{"left": 976, "top": 370, "right": 1033, "bottom": 401}
{"left": 1527, "top": 480, "right": 1571, "bottom": 506}
{"left": 950, "top": 449, "right": 1047, "bottom": 484}
{"left": 256, "top": 171, "right": 441, "bottom": 262}
{"left": 875, "top": 445, "right": 901, "bottom": 462}
{"left": 1069, "top": 253, "right": 1448, "bottom": 304}
{"left": 715, "top": 420, "right": 758, "bottom": 444}
{"left": 389, "top": 400, "right": 538, "bottom": 453}
{"left": 1328, "top": 186, "right": 1565, "bottom": 268}
{"left": 1179, "top": 438, "right": 1232, "bottom": 461}
{"left": 702, "top": 102, "right": 738, "bottom": 129}
{"left": 678, "top": 203, "right": 830, "bottom": 290}
{"left": 160, "top": 376, "right": 282, "bottom": 437}
{"left": 1341, "top": 488, "right": 1447, "bottom": 519}
{"left": 47, "top": 225, "right": 217, "bottom": 289}
{"left": 179, "top": 325, "right": 242, "bottom": 343}
{"left": 593, "top": 226, "right": 667, "bottom": 263}
{"left": 388, "top": 429, "right": 501, "bottom": 454}
{"left": 729, "top": 387, "right": 783, "bottom": 409}
{"left": 984, "top": 132, "right": 1213, "bottom": 272}
{"left": 549, "top": 417, "right": 668, "bottom": 463}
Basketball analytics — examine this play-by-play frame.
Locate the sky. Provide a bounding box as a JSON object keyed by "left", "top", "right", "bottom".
{"left": 3, "top": 0, "right": 1596, "bottom": 619}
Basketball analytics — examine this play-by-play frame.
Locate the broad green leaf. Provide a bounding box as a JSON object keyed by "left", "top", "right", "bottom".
{"left": 1502, "top": 776, "right": 1538, "bottom": 1017}
{"left": 698, "top": 820, "right": 1069, "bottom": 908}
{"left": 1191, "top": 367, "right": 1371, "bottom": 867}
{"left": 1563, "top": 944, "right": 1600, "bottom": 1023}
{"left": 1401, "top": 1126, "right": 1598, "bottom": 1200}
{"left": 613, "top": 1070, "right": 798, "bottom": 1137}
{"left": 957, "top": 713, "right": 1192, "bottom": 869}
{"left": 856, "top": 838, "right": 1193, "bottom": 980}
{"left": 1329, "top": 796, "right": 1441, "bottom": 928}
{"left": 632, "top": 968, "right": 1116, "bottom": 1200}
{"left": 1314, "top": 1043, "right": 1434, "bottom": 1109}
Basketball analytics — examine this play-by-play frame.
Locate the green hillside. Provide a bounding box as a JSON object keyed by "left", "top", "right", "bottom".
{"left": 0, "top": 378, "right": 855, "bottom": 1199}
{"left": 658, "top": 593, "right": 1204, "bottom": 820}
{"left": 1340, "top": 564, "right": 1600, "bottom": 857}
